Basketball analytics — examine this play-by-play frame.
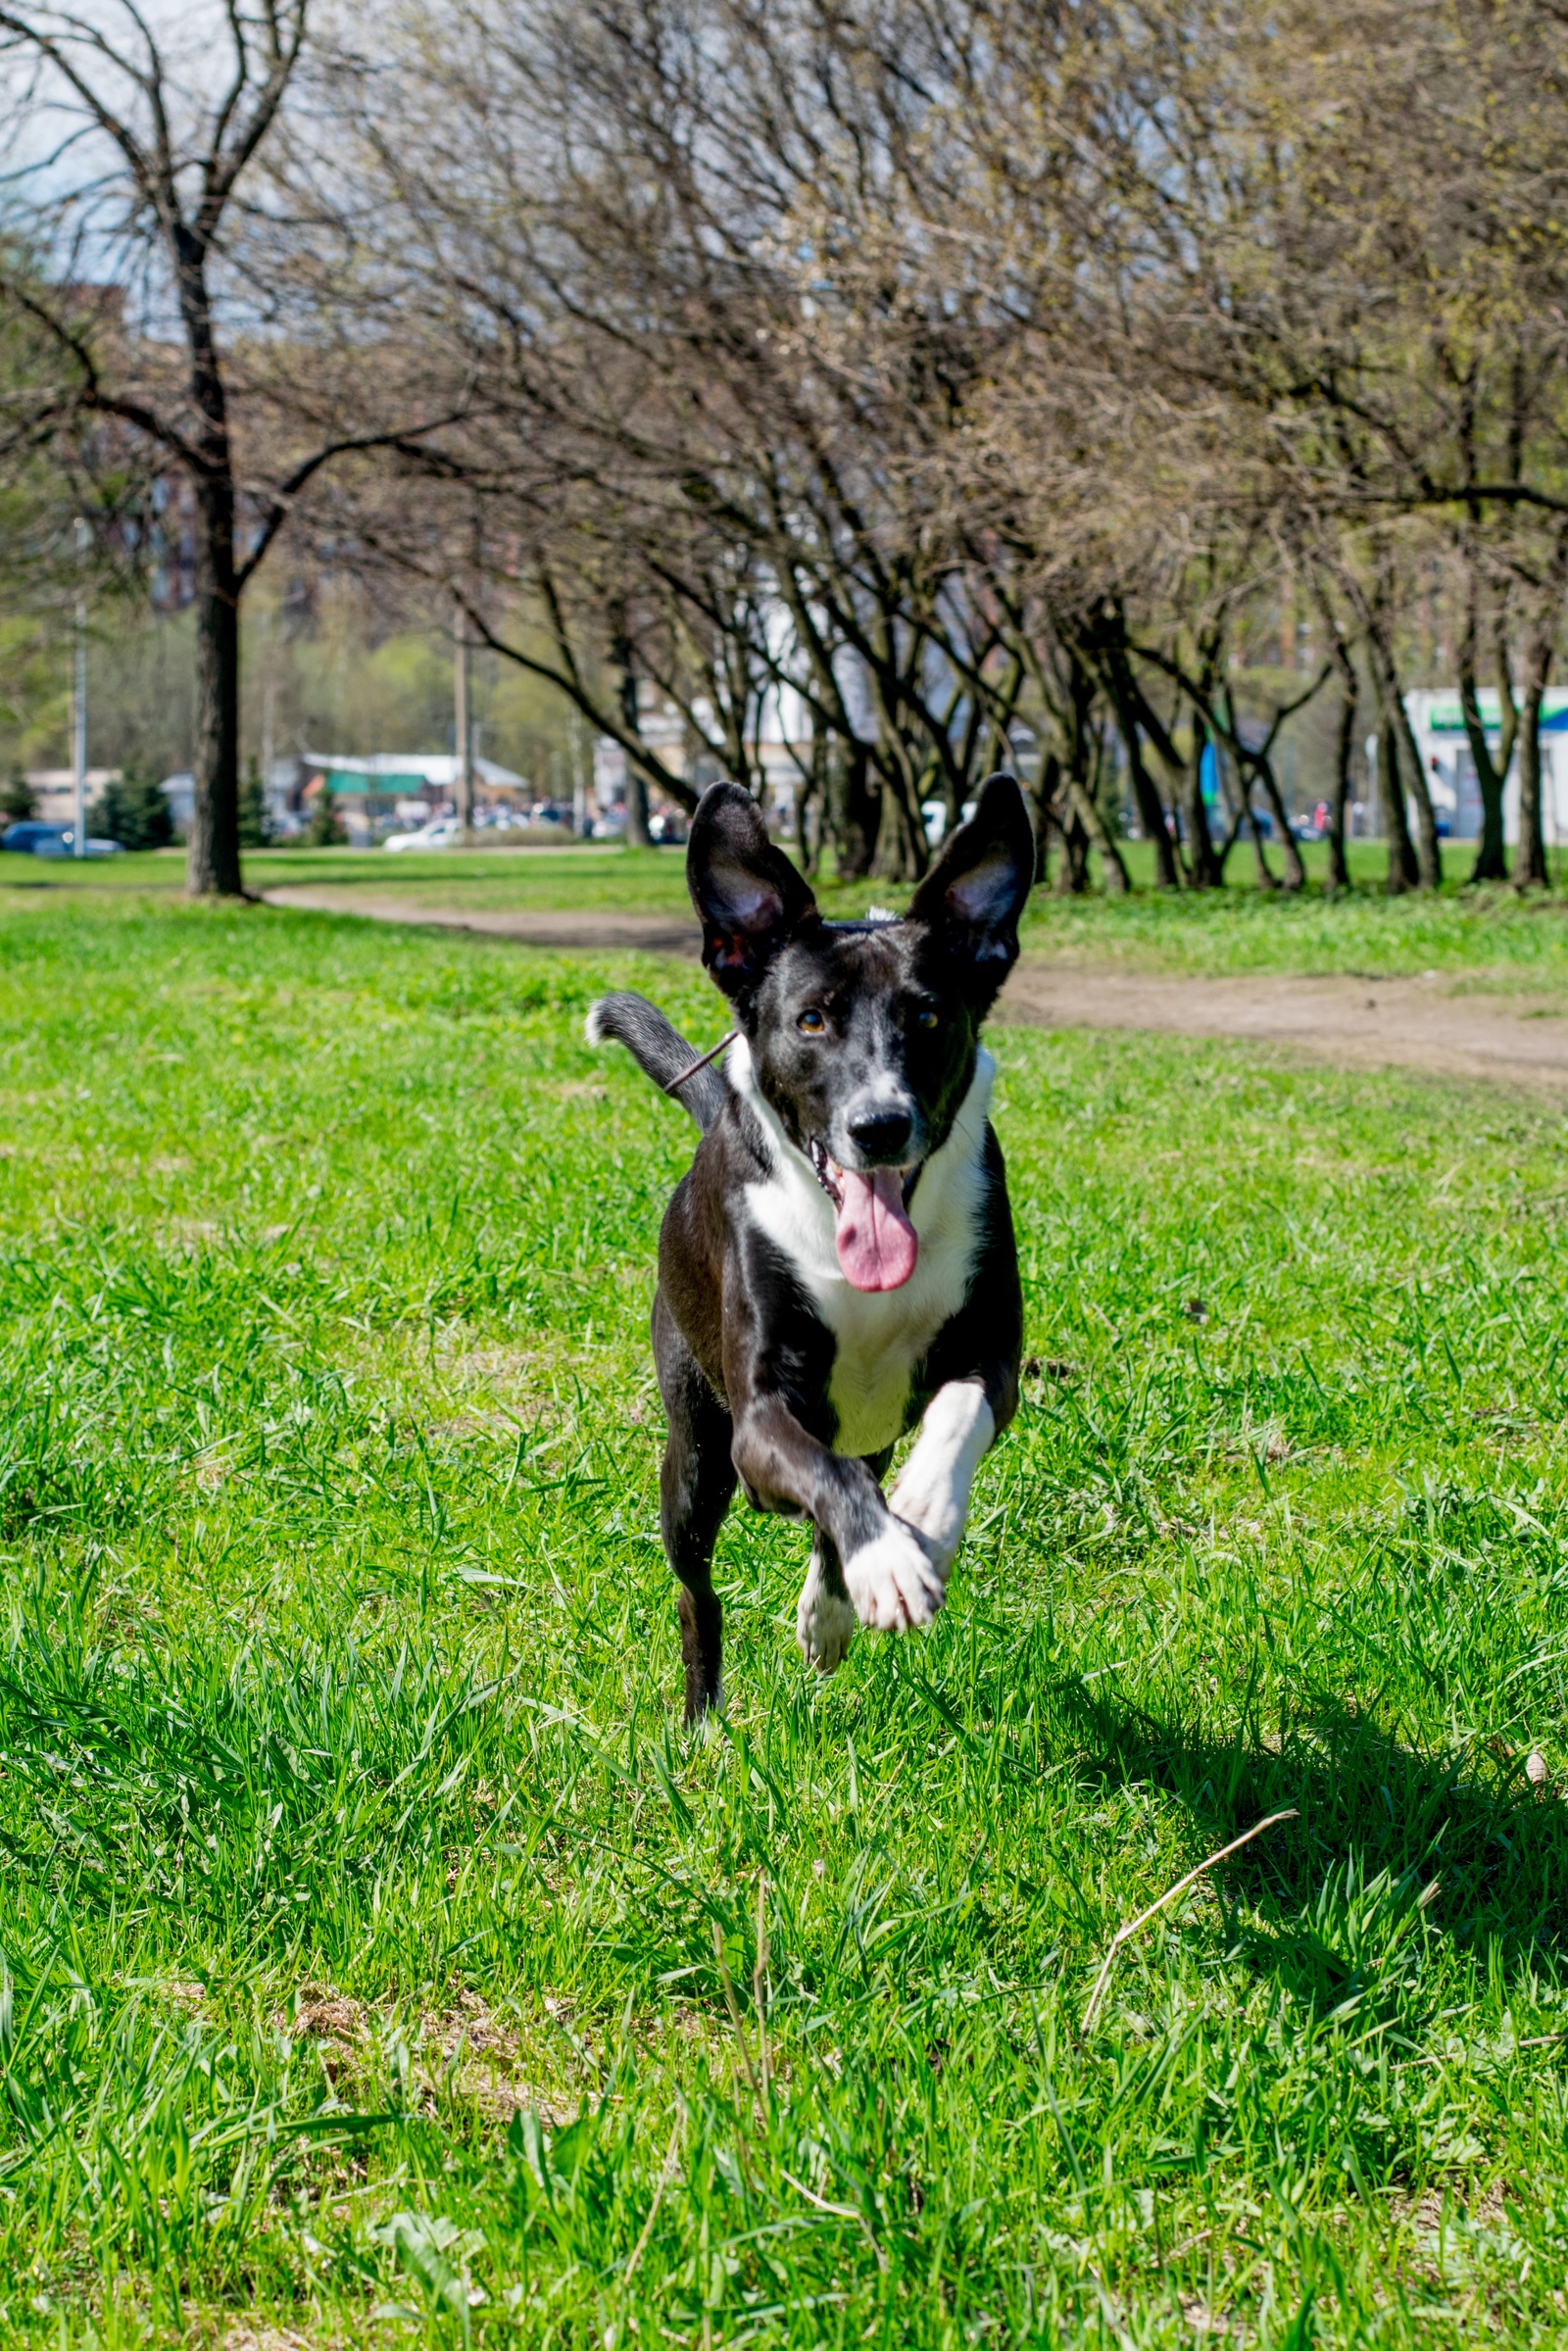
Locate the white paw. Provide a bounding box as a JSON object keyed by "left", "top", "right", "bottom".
{"left": 843, "top": 1519, "right": 948, "bottom": 1632}
{"left": 885, "top": 1487, "right": 959, "bottom": 1579}
{"left": 797, "top": 1574, "right": 857, "bottom": 1675}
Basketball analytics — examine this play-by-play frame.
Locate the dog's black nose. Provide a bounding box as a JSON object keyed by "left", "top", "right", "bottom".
{"left": 847, "top": 1108, "right": 913, "bottom": 1163}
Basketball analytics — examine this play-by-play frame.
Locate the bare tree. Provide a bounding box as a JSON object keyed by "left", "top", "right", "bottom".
{"left": 273, "top": 0, "right": 1568, "bottom": 906}
{"left": 0, "top": 2, "right": 443, "bottom": 893}
{"left": 295, "top": 0, "right": 1082, "bottom": 876}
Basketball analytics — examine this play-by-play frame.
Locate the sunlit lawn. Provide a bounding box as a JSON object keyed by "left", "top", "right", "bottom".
{"left": 4, "top": 889, "right": 1568, "bottom": 2342}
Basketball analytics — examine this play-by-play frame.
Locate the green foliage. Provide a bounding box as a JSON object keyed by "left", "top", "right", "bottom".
{"left": 305, "top": 784, "right": 346, "bottom": 845}
{"left": 86, "top": 764, "right": 174, "bottom": 852}
{"left": 242, "top": 585, "right": 591, "bottom": 798}
{"left": 3, "top": 893, "right": 1568, "bottom": 2340}
{"left": 0, "top": 766, "right": 33, "bottom": 823}
{"left": 238, "top": 755, "right": 271, "bottom": 848}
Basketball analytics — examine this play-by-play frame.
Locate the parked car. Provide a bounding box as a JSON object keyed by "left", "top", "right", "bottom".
{"left": 2, "top": 820, "right": 122, "bottom": 857}
{"left": 384, "top": 815, "right": 463, "bottom": 853}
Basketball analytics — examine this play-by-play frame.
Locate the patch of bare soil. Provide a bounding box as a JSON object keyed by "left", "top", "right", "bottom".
{"left": 999, "top": 962, "right": 1568, "bottom": 1088}
{"left": 280, "top": 1984, "right": 574, "bottom": 2122}
{"left": 260, "top": 886, "right": 702, "bottom": 956}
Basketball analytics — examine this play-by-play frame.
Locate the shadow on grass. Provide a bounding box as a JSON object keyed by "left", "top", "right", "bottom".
{"left": 1062, "top": 1681, "right": 1568, "bottom": 1979}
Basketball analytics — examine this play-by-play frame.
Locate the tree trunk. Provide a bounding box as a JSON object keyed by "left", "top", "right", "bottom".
{"left": 1393, "top": 696, "right": 1444, "bottom": 890}
{"left": 1046, "top": 756, "right": 1095, "bottom": 894}
{"left": 1379, "top": 716, "right": 1419, "bottom": 895}
{"left": 1030, "top": 753, "right": 1059, "bottom": 884}
{"left": 1458, "top": 647, "right": 1513, "bottom": 887}
{"left": 1112, "top": 708, "right": 1181, "bottom": 889}
{"left": 1509, "top": 543, "right": 1568, "bottom": 890}
{"left": 1069, "top": 760, "right": 1128, "bottom": 895}
{"left": 185, "top": 478, "right": 243, "bottom": 899}
{"left": 1180, "top": 718, "right": 1226, "bottom": 888}
{"left": 1325, "top": 683, "right": 1354, "bottom": 896}
{"left": 1236, "top": 769, "right": 1277, "bottom": 891}
{"left": 1513, "top": 662, "right": 1551, "bottom": 891}
{"left": 871, "top": 763, "right": 926, "bottom": 881}
{"left": 1250, "top": 754, "right": 1305, "bottom": 890}
{"left": 796, "top": 723, "right": 828, "bottom": 874}
{"left": 618, "top": 660, "right": 650, "bottom": 849}
{"left": 1054, "top": 796, "right": 1091, "bottom": 893}
{"left": 1061, "top": 652, "right": 1127, "bottom": 892}
{"left": 1367, "top": 629, "right": 1442, "bottom": 888}
{"left": 825, "top": 742, "right": 876, "bottom": 880}
{"left": 1087, "top": 612, "right": 1181, "bottom": 887}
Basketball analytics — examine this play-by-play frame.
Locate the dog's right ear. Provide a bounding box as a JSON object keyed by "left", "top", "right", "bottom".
{"left": 907, "top": 772, "right": 1035, "bottom": 1004}
{"left": 687, "top": 782, "right": 817, "bottom": 997}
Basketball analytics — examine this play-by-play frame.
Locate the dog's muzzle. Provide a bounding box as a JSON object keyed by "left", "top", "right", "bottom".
{"left": 807, "top": 1138, "right": 924, "bottom": 1292}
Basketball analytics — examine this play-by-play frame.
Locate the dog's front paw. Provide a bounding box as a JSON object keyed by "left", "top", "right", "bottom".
{"left": 797, "top": 1571, "right": 857, "bottom": 1675}
{"left": 885, "top": 1495, "right": 958, "bottom": 1581}
{"left": 843, "top": 1519, "right": 947, "bottom": 1632}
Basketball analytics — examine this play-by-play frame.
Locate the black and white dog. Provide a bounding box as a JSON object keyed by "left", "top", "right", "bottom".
{"left": 589, "top": 772, "right": 1033, "bottom": 1719}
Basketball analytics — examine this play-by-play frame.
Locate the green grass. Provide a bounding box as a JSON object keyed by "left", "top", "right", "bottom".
{"left": 0, "top": 841, "right": 702, "bottom": 917}
{"left": 18, "top": 835, "right": 1568, "bottom": 991}
{"left": 6, "top": 892, "right": 1568, "bottom": 2344}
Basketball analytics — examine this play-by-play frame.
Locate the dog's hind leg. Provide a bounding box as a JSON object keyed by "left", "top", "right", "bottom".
{"left": 796, "top": 1530, "right": 858, "bottom": 1676}
{"left": 654, "top": 1292, "right": 736, "bottom": 1723}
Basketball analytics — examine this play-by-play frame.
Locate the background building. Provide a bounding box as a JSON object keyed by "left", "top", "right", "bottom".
{"left": 1405, "top": 690, "right": 1568, "bottom": 842}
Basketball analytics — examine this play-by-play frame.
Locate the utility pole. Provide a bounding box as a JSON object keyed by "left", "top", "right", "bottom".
{"left": 612, "top": 619, "right": 650, "bottom": 848}
{"left": 571, "top": 718, "right": 588, "bottom": 838}
{"left": 72, "top": 517, "right": 88, "bottom": 857}
{"left": 454, "top": 601, "right": 473, "bottom": 841}
{"left": 261, "top": 679, "right": 275, "bottom": 832}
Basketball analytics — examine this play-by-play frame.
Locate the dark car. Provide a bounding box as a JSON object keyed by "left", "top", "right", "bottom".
{"left": 3, "top": 820, "right": 72, "bottom": 856}
{"left": 2, "top": 820, "right": 123, "bottom": 857}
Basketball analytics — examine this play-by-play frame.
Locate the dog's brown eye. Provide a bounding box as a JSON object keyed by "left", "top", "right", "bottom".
{"left": 798, "top": 1007, "right": 826, "bottom": 1035}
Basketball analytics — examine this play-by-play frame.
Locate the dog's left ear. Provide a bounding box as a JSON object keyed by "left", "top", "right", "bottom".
{"left": 908, "top": 772, "right": 1035, "bottom": 1001}
{"left": 688, "top": 781, "right": 818, "bottom": 997}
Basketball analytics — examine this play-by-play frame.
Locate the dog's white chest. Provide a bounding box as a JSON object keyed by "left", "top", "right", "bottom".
{"left": 732, "top": 1043, "right": 994, "bottom": 1457}
{"left": 819, "top": 1278, "right": 959, "bottom": 1456}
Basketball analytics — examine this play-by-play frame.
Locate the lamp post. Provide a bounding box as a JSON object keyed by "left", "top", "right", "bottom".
{"left": 454, "top": 601, "right": 473, "bottom": 841}
{"left": 72, "top": 517, "right": 88, "bottom": 857}
{"left": 262, "top": 678, "right": 275, "bottom": 836}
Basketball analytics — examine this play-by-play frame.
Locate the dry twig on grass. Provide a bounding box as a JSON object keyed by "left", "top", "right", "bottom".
{"left": 1081, "top": 1809, "right": 1298, "bottom": 2033}
{"left": 712, "top": 1917, "right": 761, "bottom": 2104}
{"left": 622, "top": 2111, "right": 684, "bottom": 2283}
{"left": 753, "top": 1876, "right": 770, "bottom": 2101}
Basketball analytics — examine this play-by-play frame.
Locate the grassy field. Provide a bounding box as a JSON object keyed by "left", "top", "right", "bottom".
{"left": 16, "top": 835, "right": 1568, "bottom": 990}
{"left": 6, "top": 886, "right": 1568, "bottom": 2344}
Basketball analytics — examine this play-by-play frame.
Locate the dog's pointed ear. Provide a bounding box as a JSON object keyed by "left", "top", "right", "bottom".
{"left": 687, "top": 782, "right": 818, "bottom": 997}
{"left": 907, "top": 772, "right": 1035, "bottom": 1002}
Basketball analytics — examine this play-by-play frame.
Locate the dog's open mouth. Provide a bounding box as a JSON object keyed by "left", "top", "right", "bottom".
{"left": 807, "top": 1139, "right": 922, "bottom": 1293}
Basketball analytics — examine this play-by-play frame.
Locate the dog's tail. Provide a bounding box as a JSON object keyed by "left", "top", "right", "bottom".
{"left": 586, "top": 992, "right": 729, "bottom": 1133}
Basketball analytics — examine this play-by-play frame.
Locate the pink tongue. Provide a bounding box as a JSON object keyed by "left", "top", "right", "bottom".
{"left": 834, "top": 1165, "right": 918, "bottom": 1292}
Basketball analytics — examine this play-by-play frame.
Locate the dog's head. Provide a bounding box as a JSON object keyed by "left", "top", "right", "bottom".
{"left": 687, "top": 773, "right": 1034, "bottom": 1292}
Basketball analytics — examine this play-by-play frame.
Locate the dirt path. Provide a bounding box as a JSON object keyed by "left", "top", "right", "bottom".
{"left": 260, "top": 884, "right": 1568, "bottom": 1088}
{"left": 259, "top": 887, "right": 703, "bottom": 957}
{"left": 997, "top": 964, "right": 1568, "bottom": 1087}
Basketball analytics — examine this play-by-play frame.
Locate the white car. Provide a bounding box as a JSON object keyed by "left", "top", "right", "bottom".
{"left": 384, "top": 815, "right": 461, "bottom": 853}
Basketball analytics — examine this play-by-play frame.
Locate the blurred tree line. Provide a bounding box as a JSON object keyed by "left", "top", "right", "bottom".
{"left": 1, "top": 0, "right": 1566, "bottom": 894}
{"left": 0, "top": 583, "right": 593, "bottom": 808}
